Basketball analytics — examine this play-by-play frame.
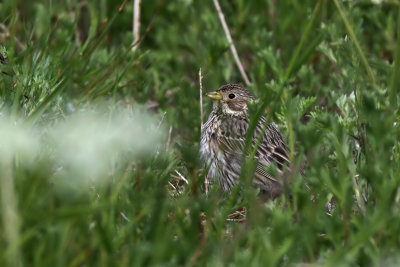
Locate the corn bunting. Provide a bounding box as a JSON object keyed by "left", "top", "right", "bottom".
{"left": 200, "top": 84, "right": 290, "bottom": 199}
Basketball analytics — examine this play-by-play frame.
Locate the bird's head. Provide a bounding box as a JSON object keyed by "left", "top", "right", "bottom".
{"left": 206, "top": 84, "right": 256, "bottom": 116}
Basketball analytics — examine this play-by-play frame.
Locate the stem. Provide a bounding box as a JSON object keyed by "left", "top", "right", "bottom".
{"left": 132, "top": 0, "right": 142, "bottom": 51}
{"left": 213, "top": 0, "right": 251, "bottom": 86}
{"left": 389, "top": 5, "right": 400, "bottom": 107}
{"left": 0, "top": 154, "right": 21, "bottom": 267}
{"left": 333, "top": 0, "right": 377, "bottom": 86}
{"left": 284, "top": 0, "right": 322, "bottom": 82}
{"left": 199, "top": 68, "right": 204, "bottom": 128}
{"left": 287, "top": 118, "right": 295, "bottom": 166}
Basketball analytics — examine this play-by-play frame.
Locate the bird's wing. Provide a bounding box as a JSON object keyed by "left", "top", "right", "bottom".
{"left": 254, "top": 118, "right": 290, "bottom": 172}
{"left": 216, "top": 116, "right": 290, "bottom": 184}
{"left": 251, "top": 118, "right": 290, "bottom": 197}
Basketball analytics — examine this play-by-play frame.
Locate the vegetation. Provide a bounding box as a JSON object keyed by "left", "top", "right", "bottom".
{"left": 0, "top": 0, "right": 399, "bottom": 265}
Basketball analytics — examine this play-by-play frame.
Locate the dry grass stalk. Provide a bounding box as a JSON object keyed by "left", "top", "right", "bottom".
{"left": 132, "top": 0, "right": 142, "bottom": 51}
{"left": 212, "top": 0, "right": 251, "bottom": 86}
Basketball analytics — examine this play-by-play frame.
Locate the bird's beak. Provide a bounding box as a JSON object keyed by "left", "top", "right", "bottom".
{"left": 206, "top": 91, "right": 222, "bottom": 101}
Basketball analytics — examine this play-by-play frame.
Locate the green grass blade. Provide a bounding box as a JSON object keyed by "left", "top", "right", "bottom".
{"left": 284, "top": 0, "right": 322, "bottom": 82}
{"left": 25, "top": 78, "right": 67, "bottom": 126}
{"left": 333, "top": 0, "right": 377, "bottom": 87}
{"left": 389, "top": 5, "right": 400, "bottom": 107}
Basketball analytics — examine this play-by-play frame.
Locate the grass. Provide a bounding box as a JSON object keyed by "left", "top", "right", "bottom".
{"left": 0, "top": 0, "right": 400, "bottom": 266}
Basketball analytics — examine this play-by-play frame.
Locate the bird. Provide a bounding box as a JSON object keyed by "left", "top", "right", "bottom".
{"left": 200, "top": 83, "right": 290, "bottom": 199}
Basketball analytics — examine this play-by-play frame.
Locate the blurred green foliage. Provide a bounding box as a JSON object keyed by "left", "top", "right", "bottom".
{"left": 0, "top": 0, "right": 400, "bottom": 266}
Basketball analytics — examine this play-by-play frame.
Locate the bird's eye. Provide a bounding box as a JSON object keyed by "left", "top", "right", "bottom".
{"left": 228, "top": 93, "right": 235, "bottom": 99}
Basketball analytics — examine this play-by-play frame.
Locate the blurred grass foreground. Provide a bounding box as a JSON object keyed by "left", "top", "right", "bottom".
{"left": 1, "top": 0, "right": 400, "bottom": 266}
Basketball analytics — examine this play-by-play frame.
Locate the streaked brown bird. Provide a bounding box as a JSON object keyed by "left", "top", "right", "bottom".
{"left": 200, "top": 84, "right": 290, "bottom": 199}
